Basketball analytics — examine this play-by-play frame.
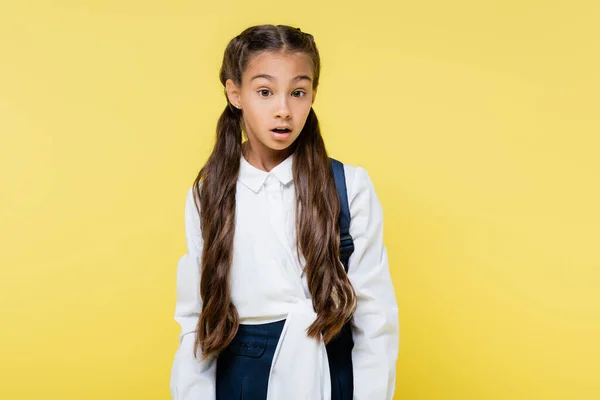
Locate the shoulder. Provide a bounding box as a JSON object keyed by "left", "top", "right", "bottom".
{"left": 184, "top": 182, "right": 204, "bottom": 253}
{"left": 338, "top": 161, "right": 383, "bottom": 222}
{"left": 184, "top": 182, "right": 203, "bottom": 221}
{"left": 340, "top": 162, "right": 376, "bottom": 201}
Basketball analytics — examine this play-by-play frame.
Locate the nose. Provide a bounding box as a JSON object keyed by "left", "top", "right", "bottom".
{"left": 275, "top": 96, "right": 291, "bottom": 119}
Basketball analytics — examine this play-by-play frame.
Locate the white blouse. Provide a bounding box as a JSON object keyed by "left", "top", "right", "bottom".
{"left": 170, "top": 152, "right": 399, "bottom": 399}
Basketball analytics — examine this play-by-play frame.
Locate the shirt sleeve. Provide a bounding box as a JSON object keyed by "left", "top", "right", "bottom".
{"left": 169, "top": 186, "right": 217, "bottom": 400}
{"left": 346, "top": 166, "right": 400, "bottom": 400}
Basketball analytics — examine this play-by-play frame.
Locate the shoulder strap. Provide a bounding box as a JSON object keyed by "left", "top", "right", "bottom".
{"left": 330, "top": 158, "right": 355, "bottom": 273}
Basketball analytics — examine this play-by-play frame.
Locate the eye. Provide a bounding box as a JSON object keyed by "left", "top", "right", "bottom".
{"left": 258, "top": 89, "right": 272, "bottom": 97}
{"left": 292, "top": 90, "right": 306, "bottom": 98}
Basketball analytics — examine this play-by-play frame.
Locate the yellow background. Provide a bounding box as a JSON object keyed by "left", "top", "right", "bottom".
{"left": 1, "top": 0, "right": 599, "bottom": 399}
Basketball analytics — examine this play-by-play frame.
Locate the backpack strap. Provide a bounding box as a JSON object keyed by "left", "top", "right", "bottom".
{"left": 330, "top": 158, "right": 355, "bottom": 273}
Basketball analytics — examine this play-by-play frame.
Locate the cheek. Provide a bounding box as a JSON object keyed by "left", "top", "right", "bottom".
{"left": 243, "top": 101, "right": 268, "bottom": 119}
{"left": 241, "top": 107, "right": 268, "bottom": 133}
{"left": 298, "top": 102, "right": 313, "bottom": 119}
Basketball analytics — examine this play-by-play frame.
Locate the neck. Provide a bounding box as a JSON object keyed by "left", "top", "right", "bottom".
{"left": 242, "top": 140, "right": 292, "bottom": 172}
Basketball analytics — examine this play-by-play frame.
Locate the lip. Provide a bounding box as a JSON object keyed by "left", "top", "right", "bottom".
{"left": 270, "top": 130, "right": 292, "bottom": 140}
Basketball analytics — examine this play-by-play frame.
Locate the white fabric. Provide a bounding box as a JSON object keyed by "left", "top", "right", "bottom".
{"left": 170, "top": 152, "right": 399, "bottom": 399}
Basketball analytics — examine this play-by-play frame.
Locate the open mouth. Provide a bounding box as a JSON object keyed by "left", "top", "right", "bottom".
{"left": 271, "top": 128, "right": 291, "bottom": 133}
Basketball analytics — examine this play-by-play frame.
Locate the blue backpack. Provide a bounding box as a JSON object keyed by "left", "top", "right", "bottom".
{"left": 326, "top": 158, "right": 355, "bottom": 382}
{"left": 330, "top": 158, "right": 354, "bottom": 272}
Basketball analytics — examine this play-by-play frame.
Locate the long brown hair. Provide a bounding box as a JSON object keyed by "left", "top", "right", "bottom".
{"left": 192, "top": 24, "right": 356, "bottom": 358}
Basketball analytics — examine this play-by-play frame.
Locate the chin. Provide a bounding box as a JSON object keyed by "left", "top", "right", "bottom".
{"left": 265, "top": 135, "right": 298, "bottom": 149}
{"left": 267, "top": 141, "right": 294, "bottom": 151}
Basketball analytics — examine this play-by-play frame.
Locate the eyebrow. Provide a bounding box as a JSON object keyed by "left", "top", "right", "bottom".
{"left": 250, "top": 74, "right": 312, "bottom": 83}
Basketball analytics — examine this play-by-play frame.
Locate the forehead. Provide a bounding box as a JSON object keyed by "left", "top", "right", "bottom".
{"left": 243, "top": 51, "right": 313, "bottom": 82}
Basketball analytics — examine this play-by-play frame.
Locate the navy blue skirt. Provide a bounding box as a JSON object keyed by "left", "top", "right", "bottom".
{"left": 216, "top": 319, "right": 354, "bottom": 400}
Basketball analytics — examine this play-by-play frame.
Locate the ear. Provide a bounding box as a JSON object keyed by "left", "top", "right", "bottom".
{"left": 311, "top": 87, "right": 318, "bottom": 105}
{"left": 225, "top": 79, "right": 242, "bottom": 109}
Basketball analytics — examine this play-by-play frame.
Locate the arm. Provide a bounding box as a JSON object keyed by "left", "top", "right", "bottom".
{"left": 170, "top": 187, "right": 217, "bottom": 399}
{"left": 346, "top": 166, "right": 399, "bottom": 400}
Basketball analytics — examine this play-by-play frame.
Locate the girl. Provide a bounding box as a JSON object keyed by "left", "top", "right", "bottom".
{"left": 170, "top": 24, "right": 399, "bottom": 400}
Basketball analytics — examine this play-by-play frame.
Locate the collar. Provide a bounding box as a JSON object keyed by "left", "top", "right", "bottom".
{"left": 238, "top": 152, "right": 294, "bottom": 193}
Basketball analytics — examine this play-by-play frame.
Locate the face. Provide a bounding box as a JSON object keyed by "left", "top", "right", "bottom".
{"left": 226, "top": 51, "right": 317, "bottom": 156}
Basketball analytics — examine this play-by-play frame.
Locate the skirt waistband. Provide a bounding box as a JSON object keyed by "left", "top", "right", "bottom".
{"left": 235, "top": 319, "right": 286, "bottom": 340}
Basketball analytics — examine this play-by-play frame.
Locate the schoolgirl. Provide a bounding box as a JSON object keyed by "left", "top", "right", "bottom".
{"left": 170, "top": 24, "right": 399, "bottom": 400}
